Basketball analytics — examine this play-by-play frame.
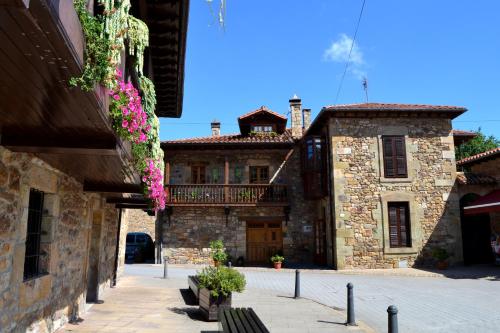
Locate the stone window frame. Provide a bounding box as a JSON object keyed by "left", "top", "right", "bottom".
{"left": 376, "top": 126, "right": 413, "bottom": 183}
{"left": 380, "top": 192, "right": 421, "bottom": 255}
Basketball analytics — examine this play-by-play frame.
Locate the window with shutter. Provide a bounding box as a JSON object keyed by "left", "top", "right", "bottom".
{"left": 382, "top": 136, "right": 408, "bottom": 178}
{"left": 388, "top": 202, "right": 411, "bottom": 248}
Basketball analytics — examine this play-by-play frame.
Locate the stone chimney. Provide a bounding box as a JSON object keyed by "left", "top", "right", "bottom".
{"left": 303, "top": 108, "right": 311, "bottom": 131}
{"left": 289, "top": 94, "right": 303, "bottom": 138}
{"left": 211, "top": 120, "right": 221, "bottom": 137}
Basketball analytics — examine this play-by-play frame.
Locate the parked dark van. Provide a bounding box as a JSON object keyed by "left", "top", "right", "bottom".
{"left": 125, "top": 232, "right": 154, "bottom": 263}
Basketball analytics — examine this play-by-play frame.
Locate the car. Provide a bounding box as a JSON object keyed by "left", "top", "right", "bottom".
{"left": 125, "top": 232, "right": 155, "bottom": 263}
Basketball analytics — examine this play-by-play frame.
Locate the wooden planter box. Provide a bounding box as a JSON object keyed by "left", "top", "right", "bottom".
{"left": 199, "top": 288, "right": 232, "bottom": 321}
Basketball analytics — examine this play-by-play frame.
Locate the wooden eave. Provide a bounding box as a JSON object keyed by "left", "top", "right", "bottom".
{"left": 0, "top": 0, "right": 140, "bottom": 190}
{"left": 130, "top": 0, "right": 189, "bottom": 118}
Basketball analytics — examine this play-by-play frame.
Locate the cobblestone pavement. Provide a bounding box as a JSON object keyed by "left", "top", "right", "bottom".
{"left": 127, "top": 264, "right": 500, "bottom": 333}
{"left": 60, "top": 266, "right": 369, "bottom": 333}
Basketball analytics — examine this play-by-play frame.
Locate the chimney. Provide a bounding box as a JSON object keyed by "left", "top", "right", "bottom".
{"left": 211, "top": 120, "right": 221, "bottom": 137}
{"left": 289, "top": 94, "right": 303, "bottom": 138}
{"left": 303, "top": 108, "right": 311, "bottom": 131}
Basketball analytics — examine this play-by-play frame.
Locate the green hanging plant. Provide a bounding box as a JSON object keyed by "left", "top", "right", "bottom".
{"left": 128, "top": 16, "right": 149, "bottom": 75}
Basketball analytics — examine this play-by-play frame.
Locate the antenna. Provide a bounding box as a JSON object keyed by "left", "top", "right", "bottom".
{"left": 362, "top": 77, "right": 369, "bottom": 102}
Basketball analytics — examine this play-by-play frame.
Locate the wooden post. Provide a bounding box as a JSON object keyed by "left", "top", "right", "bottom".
{"left": 165, "top": 161, "right": 170, "bottom": 185}
{"left": 224, "top": 158, "right": 229, "bottom": 202}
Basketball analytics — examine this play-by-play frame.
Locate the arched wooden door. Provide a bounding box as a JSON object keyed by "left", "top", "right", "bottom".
{"left": 246, "top": 221, "right": 283, "bottom": 265}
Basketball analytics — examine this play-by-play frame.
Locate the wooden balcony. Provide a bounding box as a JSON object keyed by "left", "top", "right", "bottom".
{"left": 165, "top": 184, "right": 288, "bottom": 206}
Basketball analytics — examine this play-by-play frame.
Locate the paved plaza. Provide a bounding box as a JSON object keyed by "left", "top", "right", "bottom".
{"left": 61, "top": 264, "right": 500, "bottom": 333}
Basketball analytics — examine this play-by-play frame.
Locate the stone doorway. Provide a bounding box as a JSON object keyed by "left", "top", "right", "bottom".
{"left": 246, "top": 221, "right": 283, "bottom": 265}
{"left": 86, "top": 210, "right": 103, "bottom": 302}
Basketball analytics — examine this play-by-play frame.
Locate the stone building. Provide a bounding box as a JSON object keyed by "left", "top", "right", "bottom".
{"left": 455, "top": 146, "right": 500, "bottom": 265}
{"left": 0, "top": 0, "right": 188, "bottom": 332}
{"left": 161, "top": 101, "right": 469, "bottom": 269}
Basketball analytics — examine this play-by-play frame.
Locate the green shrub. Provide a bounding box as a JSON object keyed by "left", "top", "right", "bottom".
{"left": 432, "top": 248, "right": 450, "bottom": 261}
{"left": 270, "top": 254, "right": 284, "bottom": 263}
{"left": 210, "top": 240, "right": 228, "bottom": 263}
{"left": 197, "top": 266, "right": 246, "bottom": 298}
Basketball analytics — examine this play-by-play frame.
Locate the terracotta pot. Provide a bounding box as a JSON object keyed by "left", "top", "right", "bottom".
{"left": 213, "top": 260, "right": 220, "bottom": 267}
{"left": 274, "top": 262, "right": 282, "bottom": 270}
{"left": 436, "top": 261, "right": 448, "bottom": 270}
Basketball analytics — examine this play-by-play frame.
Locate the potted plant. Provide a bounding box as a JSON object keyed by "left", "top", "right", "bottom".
{"left": 271, "top": 254, "right": 284, "bottom": 270}
{"left": 197, "top": 266, "right": 246, "bottom": 321}
{"left": 210, "top": 240, "right": 227, "bottom": 267}
{"left": 432, "top": 248, "right": 450, "bottom": 270}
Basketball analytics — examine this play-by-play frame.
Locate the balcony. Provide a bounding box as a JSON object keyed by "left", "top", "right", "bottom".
{"left": 165, "top": 184, "right": 288, "bottom": 206}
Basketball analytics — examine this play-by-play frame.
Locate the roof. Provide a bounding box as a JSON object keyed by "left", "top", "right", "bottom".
{"left": 238, "top": 106, "right": 288, "bottom": 120}
{"left": 457, "top": 147, "right": 500, "bottom": 166}
{"left": 463, "top": 190, "right": 500, "bottom": 215}
{"left": 306, "top": 102, "right": 468, "bottom": 136}
{"left": 322, "top": 103, "right": 467, "bottom": 112}
{"left": 452, "top": 129, "right": 477, "bottom": 146}
{"left": 456, "top": 172, "right": 497, "bottom": 185}
{"left": 161, "top": 128, "right": 295, "bottom": 149}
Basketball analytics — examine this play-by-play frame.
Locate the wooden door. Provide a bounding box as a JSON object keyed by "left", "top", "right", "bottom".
{"left": 314, "top": 218, "right": 327, "bottom": 266}
{"left": 246, "top": 221, "right": 283, "bottom": 265}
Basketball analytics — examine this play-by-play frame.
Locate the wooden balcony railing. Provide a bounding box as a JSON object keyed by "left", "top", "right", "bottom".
{"left": 165, "top": 184, "right": 288, "bottom": 206}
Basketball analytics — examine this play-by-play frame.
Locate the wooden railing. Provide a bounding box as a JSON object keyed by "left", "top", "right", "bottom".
{"left": 165, "top": 184, "right": 288, "bottom": 205}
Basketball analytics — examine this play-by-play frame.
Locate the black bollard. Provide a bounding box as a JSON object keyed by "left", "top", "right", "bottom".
{"left": 346, "top": 283, "right": 356, "bottom": 326}
{"left": 294, "top": 269, "right": 300, "bottom": 298}
{"left": 163, "top": 256, "right": 168, "bottom": 279}
{"left": 387, "top": 305, "right": 398, "bottom": 333}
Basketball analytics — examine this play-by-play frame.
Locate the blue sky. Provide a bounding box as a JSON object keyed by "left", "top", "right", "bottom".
{"left": 160, "top": 0, "right": 500, "bottom": 140}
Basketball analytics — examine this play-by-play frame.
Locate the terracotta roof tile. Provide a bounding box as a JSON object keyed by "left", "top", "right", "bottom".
{"left": 457, "top": 147, "right": 500, "bottom": 166}
{"left": 323, "top": 103, "right": 467, "bottom": 112}
{"left": 238, "top": 106, "right": 287, "bottom": 120}
{"left": 456, "top": 172, "right": 497, "bottom": 185}
{"left": 452, "top": 129, "right": 477, "bottom": 137}
{"left": 162, "top": 128, "right": 295, "bottom": 145}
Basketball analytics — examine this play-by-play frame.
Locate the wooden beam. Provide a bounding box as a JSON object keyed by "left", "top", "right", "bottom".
{"left": 115, "top": 204, "right": 149, "bottom": 209}
{"left": 106, "top": 197, "right": 149, "bottom": 204}
{"left": 84, "top": 182, "right": 142, "bottom": 194}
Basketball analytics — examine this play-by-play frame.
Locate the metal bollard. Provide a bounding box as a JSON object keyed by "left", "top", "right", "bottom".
{"left": 163, "top": 256, "right": 168, "bottom": 279}
{"left": 294, "top": 269, "right": 300, "bottom": 299}
{"left": 228, "top": 261, "right": 232, "bottom": 268}
{"left": 346, "top": 283, "right": 356, "bottom": 326}
{"left": 387, "top": 305, "right": 398, "bottom": 333}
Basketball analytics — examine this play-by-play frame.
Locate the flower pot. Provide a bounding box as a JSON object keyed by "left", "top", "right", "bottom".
{"left": 199, "top": 288, "right": 232, "bottom": 321}
{"left": 273, "top": 262, "right": 282, "bottom": 270}
{"left": 436, "top": 261, "right": 449, "bottom": 270}
{"left": 213, "top": 260, "right": 220, "bottom": 267}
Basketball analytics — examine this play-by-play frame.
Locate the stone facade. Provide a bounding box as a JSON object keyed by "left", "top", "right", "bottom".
{"left": 162, "top": 148, "right": 317, "bottom": 265}
{"left": 0, "top": 147, "right": 126, "bottom": 333}
{"left": 328, "top": 118, "right": 462, "bottom": 269}
{"left": 124, "top": 209, "right": 156, "bottom": 241}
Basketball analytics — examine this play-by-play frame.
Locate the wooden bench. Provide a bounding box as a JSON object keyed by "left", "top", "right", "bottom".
{"left": 219, "top": 308, "right": 270, "bottom": 333}
{"left": 188, "top": 275, "right": 201, "bottom": 302}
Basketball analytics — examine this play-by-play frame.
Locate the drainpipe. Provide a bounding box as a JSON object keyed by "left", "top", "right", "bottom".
{"left": 112, "top": 208, "right": 123, "bottom": 287}
{"left": 326, "top": 124, "right": 337, "bottom": 269}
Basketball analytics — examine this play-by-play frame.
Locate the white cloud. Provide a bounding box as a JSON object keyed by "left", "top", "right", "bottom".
{"left": 323, "top": 34, "right": 366, "bottom": 78}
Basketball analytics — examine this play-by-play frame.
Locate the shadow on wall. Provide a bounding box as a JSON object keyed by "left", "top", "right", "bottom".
{"left": 413, "top": 181, "right": 500, "bottom": 280}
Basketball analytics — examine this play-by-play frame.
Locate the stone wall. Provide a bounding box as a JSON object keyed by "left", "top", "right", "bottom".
{"left": 162, "top": 148, "right": 317, "bottom": 265}
{"left": 123, "top": 209, "right": 156, "bottom": 241}
{"left": 329, "top": 118, "right": 462, "bottom": 269}
{"left": 0, "top": 147, "right": 124, "bottom": 333}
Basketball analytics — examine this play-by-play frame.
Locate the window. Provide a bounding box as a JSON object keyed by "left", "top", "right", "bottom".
{"left": 211, "top": 168, "right": 220, "bottom": 183}
{"left": 382, "top": 136, "right": 407, "bottom": 178}
{"left": 388, "top": 202, "right": 411, "bottom": 248}
{"left": 250, "top": 166, "right": 269, "bottom": 184}
{"left": 191, "top": 165, "right": 206, "bottom": 184}
{"left": 301, "top": 136, "right": 327, "bottom": 198}
{"left": 251, "top": 125, "right": 274, "bottom": 133}
{"left": 23, "top": 189, "right": 45, "bottom": 280}
{"left": 234, "top": 166, "right": 243, "bottom": 183}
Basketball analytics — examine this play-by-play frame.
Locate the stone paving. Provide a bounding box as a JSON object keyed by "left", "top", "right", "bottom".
{"left": 60, "top": 266, "right": 369, "bottom": 333}
{"left": 126, "top": 264, "right": 500, "bottom": 333}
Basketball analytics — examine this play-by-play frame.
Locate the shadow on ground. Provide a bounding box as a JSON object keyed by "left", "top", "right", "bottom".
{"left": 413, "top": 264, "right": 500, "bottom": 280}
{"left": 180, "top": 288, "right": 198, "bottom": 306}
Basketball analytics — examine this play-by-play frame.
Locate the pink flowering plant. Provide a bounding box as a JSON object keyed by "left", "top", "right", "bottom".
{"left": 109, "top": 70, "right": 151, "bottom": 144}
{"left": 142, "top": 159, "right": 166, "bottom": 211}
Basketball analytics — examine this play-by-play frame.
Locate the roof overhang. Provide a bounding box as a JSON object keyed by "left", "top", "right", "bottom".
{"left": 161, "top": 142, "right": 294, "bottom": 151}
{"left": 464, "top": 190, "right": 500, "bottom": 215}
